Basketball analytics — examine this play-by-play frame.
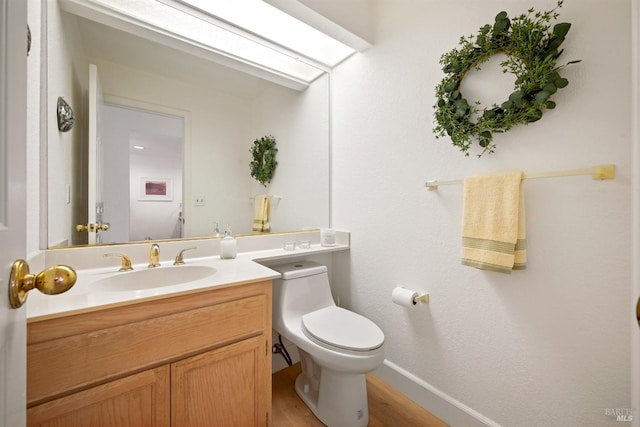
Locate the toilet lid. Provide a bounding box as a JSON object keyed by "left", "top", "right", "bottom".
{"left": 301, "top": 306, "right": 384, "bottom": 352}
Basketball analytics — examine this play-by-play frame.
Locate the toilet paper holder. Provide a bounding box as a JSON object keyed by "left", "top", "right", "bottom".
{"left": 392, "top": 286, "right": 430, "bottom": 307}
{"left": 413, "top": 293, "right": 430, "bottom": 304}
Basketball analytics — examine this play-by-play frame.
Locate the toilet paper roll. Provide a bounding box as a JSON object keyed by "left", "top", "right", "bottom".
{"left": 392, "top": 287, "right": 418, "bottom": 307}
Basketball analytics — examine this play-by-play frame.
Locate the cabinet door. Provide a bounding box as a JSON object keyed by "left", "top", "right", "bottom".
{"left": 27, "top": 366, "right": 170, "bottom": 427}
{"left": 172, "top": 335, "right": 269, "bottom": 427}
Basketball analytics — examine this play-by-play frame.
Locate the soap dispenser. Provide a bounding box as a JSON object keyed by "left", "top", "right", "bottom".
{"left": 213, "top": 221, "right": 222, "bottom": 238}
{"left": 220, "top": 224, "right": 237, "bottom": 259}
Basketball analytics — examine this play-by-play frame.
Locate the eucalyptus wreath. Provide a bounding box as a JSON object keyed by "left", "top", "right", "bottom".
{"left": 249, "top": 135, "right": 278, "bottom": 187}
{"left": 433, "top": 0, "right": 580, "bottom": 157}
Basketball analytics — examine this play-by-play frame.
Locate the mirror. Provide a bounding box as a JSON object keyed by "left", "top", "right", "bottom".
{"left": 101, "top": 102, "right": 186, "bottom": 244}
{"left": 44, "top": 1, "right": 330, "bottom": 248}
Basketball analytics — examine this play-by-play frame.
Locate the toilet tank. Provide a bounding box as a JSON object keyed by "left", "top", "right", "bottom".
{"left": 270, "top": 261, "right": 336, "bottom": 320}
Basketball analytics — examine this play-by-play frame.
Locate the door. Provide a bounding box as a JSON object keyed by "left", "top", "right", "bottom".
{"left": 87, "top": 63, "right": 106, "bottom": 244}
{"left": 171, "top": 336, "right": 268, "bottom": 427}
{"left": 0, "top": 0, "right": 28, "bottom": 425}
{"left": 27, "top": 366, "right": 170, "bottom": 427}
{"left": 632, "top": 0, "right": 640, "bottom": 424}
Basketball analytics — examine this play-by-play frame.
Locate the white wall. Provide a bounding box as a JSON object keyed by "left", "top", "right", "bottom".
{"left": 46, "top": 2, "right": 87, "bottom": 247}
{"left": 250, "top": 73, "right": 330, "bottom": 232}
{"left": 331, "top": 1, "right": 632, "bottom": 426}
{"left": 129, "top": 148, "right": 183, "bottom": 242}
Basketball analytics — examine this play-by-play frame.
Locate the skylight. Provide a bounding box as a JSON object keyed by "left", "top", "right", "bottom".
{"left": 60, "top": 0, "right": 357, "bottom": 89}
{"left": 171, "top": 0, "right": 356, "bottom": 68}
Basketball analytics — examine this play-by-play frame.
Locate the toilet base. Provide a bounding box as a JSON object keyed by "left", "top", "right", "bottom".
{"left": 294, "top": 351, "right": 369, "bottom": 427}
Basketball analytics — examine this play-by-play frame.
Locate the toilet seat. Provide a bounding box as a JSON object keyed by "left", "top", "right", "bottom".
{"left": 301, "top": 306, "right": 384, "bottom": 352}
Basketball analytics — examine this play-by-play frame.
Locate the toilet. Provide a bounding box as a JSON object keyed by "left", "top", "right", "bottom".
{"left": 270, "top": 261, "right": 385, "bottom": 427}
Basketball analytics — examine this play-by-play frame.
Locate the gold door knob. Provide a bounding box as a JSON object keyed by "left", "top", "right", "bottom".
{"left": 8, "top": 260, "right": 77, "bottom": 308}
{"left": 76, "top": 223, "right": 109, "bottom": 232}
{"left": 76, "top": 223, "right": 94, "bottom": 232}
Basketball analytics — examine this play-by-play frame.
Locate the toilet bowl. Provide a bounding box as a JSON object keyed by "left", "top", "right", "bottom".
{"left": 270, "top": 261, "right": 385, "bottom": 427}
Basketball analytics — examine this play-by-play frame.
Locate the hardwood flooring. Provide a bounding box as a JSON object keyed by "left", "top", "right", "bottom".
{"left": 272, "top": 364, "right": 449, "bottom": 427}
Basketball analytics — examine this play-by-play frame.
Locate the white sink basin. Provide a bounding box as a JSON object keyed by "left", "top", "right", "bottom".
{"left": 91, "top": 265, "right": 217, "bottom": 292}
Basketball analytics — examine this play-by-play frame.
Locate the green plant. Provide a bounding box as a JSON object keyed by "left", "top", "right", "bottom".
{"left": 249, "top": 135, "right": 278, "bottom": 187}
{"left": 433, "top": 0, "right": 580, "bottom": 157}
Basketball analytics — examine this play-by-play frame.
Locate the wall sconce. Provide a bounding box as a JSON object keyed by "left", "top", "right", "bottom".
{"left": 57, "top": 96, "right": 75, "bottom": 132}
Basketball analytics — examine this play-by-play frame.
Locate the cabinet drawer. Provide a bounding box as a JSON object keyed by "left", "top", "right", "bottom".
{"left": 28, "top": 292, "right": 267, "bottom": 406}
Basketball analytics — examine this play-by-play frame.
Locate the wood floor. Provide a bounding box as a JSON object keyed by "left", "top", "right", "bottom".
{"left": 272, "top": 364, "right": 448, "bottom": 427}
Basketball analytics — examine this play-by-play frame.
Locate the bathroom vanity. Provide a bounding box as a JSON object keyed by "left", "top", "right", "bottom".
{"left": 26, "top": 279, "right": 272, "bottom": 427}
{"left": 24, "top": 230, "right": 350, "bottom": 426}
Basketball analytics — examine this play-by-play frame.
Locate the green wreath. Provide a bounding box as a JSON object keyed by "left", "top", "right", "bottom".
{"left": 433, "top": 1, "right": 580, "bottom": 157}
{"left": 249, "top": 135, "right": 278, "bottom": 187}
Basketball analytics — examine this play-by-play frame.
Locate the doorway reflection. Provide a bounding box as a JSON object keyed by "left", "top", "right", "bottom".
{"left": 101, "top": 104, "right": 184, "bottom": 243}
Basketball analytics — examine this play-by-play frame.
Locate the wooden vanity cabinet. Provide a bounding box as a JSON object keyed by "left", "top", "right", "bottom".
{"left": 26, "top": 280, "right": 272, "bottom": 427}
{"left": 27, "top": 366, "right": 171, "bottom": 427}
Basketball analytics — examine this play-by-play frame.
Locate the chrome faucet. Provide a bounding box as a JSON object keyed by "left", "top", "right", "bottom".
{"left": 148, "top": 243, "right": 160, "bottom": 268}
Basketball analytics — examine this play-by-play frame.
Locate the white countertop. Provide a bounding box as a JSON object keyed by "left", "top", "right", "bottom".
{"left": 27, "top": 242, "right": 349, "bottom": 321}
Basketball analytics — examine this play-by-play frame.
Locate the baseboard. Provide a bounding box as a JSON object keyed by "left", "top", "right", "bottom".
{"left": 372, "top": 359, "right": 501, "bottom": 427}
{"left": 270, "top": 344, "right": 500, "bottom": 426}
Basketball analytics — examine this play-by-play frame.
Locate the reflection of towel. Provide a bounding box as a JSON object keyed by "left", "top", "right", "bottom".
{"left": 252, "top": 195, "right": 271, "bottom": 232}
{"left": 461, "top": 170, "right": 526, "bottom": 273}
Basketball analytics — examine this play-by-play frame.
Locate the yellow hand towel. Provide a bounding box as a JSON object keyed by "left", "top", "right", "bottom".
{"left": 252, "top": 195, "right": 271, "bottom": 232}
{"left": 461, "top": 170, "right": 527, "bottom": 273}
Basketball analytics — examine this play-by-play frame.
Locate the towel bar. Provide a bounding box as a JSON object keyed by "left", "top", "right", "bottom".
{"left": 249, "top": 195, "right": 282, "bottom": 201}
{"left": 425, "top": 164, "right": 616, "bottom": 191}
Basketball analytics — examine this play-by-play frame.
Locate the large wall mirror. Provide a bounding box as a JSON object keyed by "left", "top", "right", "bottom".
{"left": 44, "top": 0, "right": 331, "bottom": 248}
